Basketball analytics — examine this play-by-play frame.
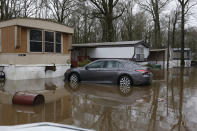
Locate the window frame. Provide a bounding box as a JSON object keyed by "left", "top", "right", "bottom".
{"left": 136, "top": 47, "right": 145, "bottom": 61}
{"left": 29, "top": 29, "right": 43, "bottom": 53}
{"left": 44, "top": 30, "right": 55, "bottom": 53}
{"left": 55, "top": 32, "right": 62, "bottom": 53}
{"left": 29, "top": 29, "right": 63, "bottom": 54}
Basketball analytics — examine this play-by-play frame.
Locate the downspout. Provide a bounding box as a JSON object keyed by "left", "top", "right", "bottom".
{"left": 20, "top": 27, "right": 22, "bottom": 48}
{"left": 14, "top": 26, "right": 17, "bottom": 49}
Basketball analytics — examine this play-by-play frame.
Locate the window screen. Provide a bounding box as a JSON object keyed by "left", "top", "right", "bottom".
{"left": 56, "top": 33, "right": 61, "bottom": 53}
{"left": 30, "top": 30, "right": 42, "bottom": 52}
{"left": 45, "top": 31, "right": 54, "bottom": 52}
{"left": 136, "top": 47, "right": 144, "bottom": 54}
{"left": 136, "top": 47, "right": 145, "bottom": 61}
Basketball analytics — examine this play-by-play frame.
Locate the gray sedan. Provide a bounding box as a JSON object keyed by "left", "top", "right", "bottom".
{"left": 64, "top": 59, "right": 152, "bottom": 91}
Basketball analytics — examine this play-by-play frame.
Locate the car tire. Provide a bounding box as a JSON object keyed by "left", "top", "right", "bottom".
{"left": 69, "top": 73, "right": 80, "bottom": 89}
{"left": 119, "top": 75, "right": 132, "bottom": 95}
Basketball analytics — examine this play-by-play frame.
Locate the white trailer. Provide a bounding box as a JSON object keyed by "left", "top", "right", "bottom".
{"left": 72, "top": 41, "right": 150, "bottom": 63}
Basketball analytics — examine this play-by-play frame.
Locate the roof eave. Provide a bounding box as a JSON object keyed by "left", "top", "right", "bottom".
{"left": 0, "top": 18, "right": 74, "bottom": 34}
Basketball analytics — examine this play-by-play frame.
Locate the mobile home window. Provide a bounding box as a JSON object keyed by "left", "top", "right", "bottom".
{"left": 56, "top": 32, "right": 62, "bottom": 53}
{"left": 30, "top": 30, "right": 42, "bottom": 52}
{"left": 45, "top": 31, "right": 54, "bottom": 52}
{"left": 136, "top": 47, "right": 144, "bottom": 61}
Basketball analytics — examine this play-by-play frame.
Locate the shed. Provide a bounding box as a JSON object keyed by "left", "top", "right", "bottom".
{"left": 148, "top": 48, "right": 192, "bottom": 68}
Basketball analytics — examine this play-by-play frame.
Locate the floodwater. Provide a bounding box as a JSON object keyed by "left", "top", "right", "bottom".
{"left": 0, "top": 67, "right": 197, "bottom": 131}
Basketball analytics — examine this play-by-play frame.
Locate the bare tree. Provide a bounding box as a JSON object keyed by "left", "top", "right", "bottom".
{"left": 137, "top": 0, "right": 170, "bottom": 48}
{"left": 89, "top": 0, "right": 125, "bottom": 42}
{"left": 177, "top": 0, "right": 197, "bottom": 67}
{"left": 120, "top": 6, "right": 147, "bottom": 41}
{"left": 170, "top": 8, "right": 180, "bottom": 48}
{"left": 44, "top": 0, "right": 76, "bottom": 24}
{"left": 20, "top": 0, "right": 37, "bottom": 18}
{"left": 0, "top": 0, "right": 20, "bottom": 20}
{"left": 0, "top": 0, "right": 37, "bottom": 20}
{"left": 120, "top": 1, "right": 135, "bottom": 41}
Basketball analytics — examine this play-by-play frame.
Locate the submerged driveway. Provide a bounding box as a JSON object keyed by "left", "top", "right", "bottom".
{"left": 0, "top": 68, "right": 197, "bottom": 131}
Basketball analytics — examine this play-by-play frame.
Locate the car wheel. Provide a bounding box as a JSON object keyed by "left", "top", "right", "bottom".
{"left": 119, "top": 76, "right": 132, "bottom": 94}
{"left": 69, "top": 73, "right": 79, "bottom": 89}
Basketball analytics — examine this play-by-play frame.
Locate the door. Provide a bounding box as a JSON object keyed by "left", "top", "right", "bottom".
{"left": 98, "top": 61, "right": 123, "bottom": 83}
{"left": 80, "top": 61, "right": 106, "bottom": 82}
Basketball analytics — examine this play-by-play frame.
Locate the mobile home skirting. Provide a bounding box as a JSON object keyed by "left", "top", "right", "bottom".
{"left": 1, "top": 64, "right": 70, "bottom": 80}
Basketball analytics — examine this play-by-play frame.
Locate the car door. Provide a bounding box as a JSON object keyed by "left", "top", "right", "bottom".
{"left": 98, "top": 61, "right": 123, "bottom": 83}
{"left": 80, "top": 61, "right": 106, "bottom": 82}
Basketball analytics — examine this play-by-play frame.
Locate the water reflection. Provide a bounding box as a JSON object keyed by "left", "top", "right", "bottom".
{"left": 0, "top": 68, "right": 197, "bottom": 131}
{"left": 66, "top": 82, "right": 134, "bottom": 97}
{"left": 0, "top": 95, "right": 71, "bottom": 125}
{"left": 0, "top": 80, "right": 5, "bottom": 91}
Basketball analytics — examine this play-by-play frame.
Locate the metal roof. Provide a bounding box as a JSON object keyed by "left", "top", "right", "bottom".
{"left": 173, "top": 48, "right": 191, "bottom": 51}
{"left": 150, "top": 49, "right": 167, "bottom": 52}
{"left": 0, "top": 18, "right": 74, "bottom": 34}
{"left": 72, "top": 40, "right": 149, "bottom": 48}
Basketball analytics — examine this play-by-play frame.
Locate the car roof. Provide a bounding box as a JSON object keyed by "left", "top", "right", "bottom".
{"left": 94, "top": 59, "right": 129, "bottom": 62}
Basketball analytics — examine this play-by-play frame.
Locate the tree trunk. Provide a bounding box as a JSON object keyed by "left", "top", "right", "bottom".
{"left": 172, "top": 11, "right": 178, "bottom": 48}
{"left": 0, "top": 0, "right": 5, "bottom": 20}
{"left": 107, "top": 16, "right": 114, "bottom": 42}
{"left": 180, "top": 4, "right": 185, "bottom": 67}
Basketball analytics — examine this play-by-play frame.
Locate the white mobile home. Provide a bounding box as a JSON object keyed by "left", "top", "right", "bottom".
{"left": 71, "top": 41, "right": 149, "bottom": 67}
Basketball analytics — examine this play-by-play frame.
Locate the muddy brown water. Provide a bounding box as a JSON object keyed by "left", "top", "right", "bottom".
{"left": 0, "top": 68, "right": 197, "bottom": 131}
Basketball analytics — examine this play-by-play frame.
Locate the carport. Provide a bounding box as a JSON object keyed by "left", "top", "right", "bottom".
{"left": 148, "top": 49, "right": 167, "bottom": 69}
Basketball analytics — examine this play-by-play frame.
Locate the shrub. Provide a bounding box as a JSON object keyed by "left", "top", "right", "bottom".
{"left": 78, "top": 59, "right": 91, "bottom": 67}
{"left": 145, "top": 63, "right": 154, "bottom": 68}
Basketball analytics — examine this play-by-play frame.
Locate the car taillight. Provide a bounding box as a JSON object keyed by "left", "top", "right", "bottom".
{"left": 136, "top": 69, "right": 149, "bottom": 74}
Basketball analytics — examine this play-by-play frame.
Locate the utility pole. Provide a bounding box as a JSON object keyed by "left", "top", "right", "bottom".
{"left": 167, "top": 16, "right": 170, "bottom": 71}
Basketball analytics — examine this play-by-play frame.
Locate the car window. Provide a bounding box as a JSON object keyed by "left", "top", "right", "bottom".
{"left": 105, "top": 61, "right": 124, "bottom": 68}
{"left": 87, "top": 61, "right": 106, "bottom": 68}
{"left": 124, "top": 61, "right": 139, "bottom": 68}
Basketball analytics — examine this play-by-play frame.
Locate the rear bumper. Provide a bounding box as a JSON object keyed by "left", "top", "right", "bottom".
{"left": 132, "top": 73, "right": 153, "bottom": 86}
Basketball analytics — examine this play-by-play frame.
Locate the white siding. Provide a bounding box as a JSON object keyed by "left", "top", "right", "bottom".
{"left": 144, "top": 47, "right": 149, "bottom": 58}
{"left": 134, "top": 45, "right": 149, "bottom": 59}
{"left": 87, "top": 47, "right": 135, "bottom": 59}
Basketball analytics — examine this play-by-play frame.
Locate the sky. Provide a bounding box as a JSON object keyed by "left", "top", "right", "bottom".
{"left": 133, "top": 0, "right": 197, "bottom": 28}
{"left": 166, "top": 0, "right": 197, "bottom": 28}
